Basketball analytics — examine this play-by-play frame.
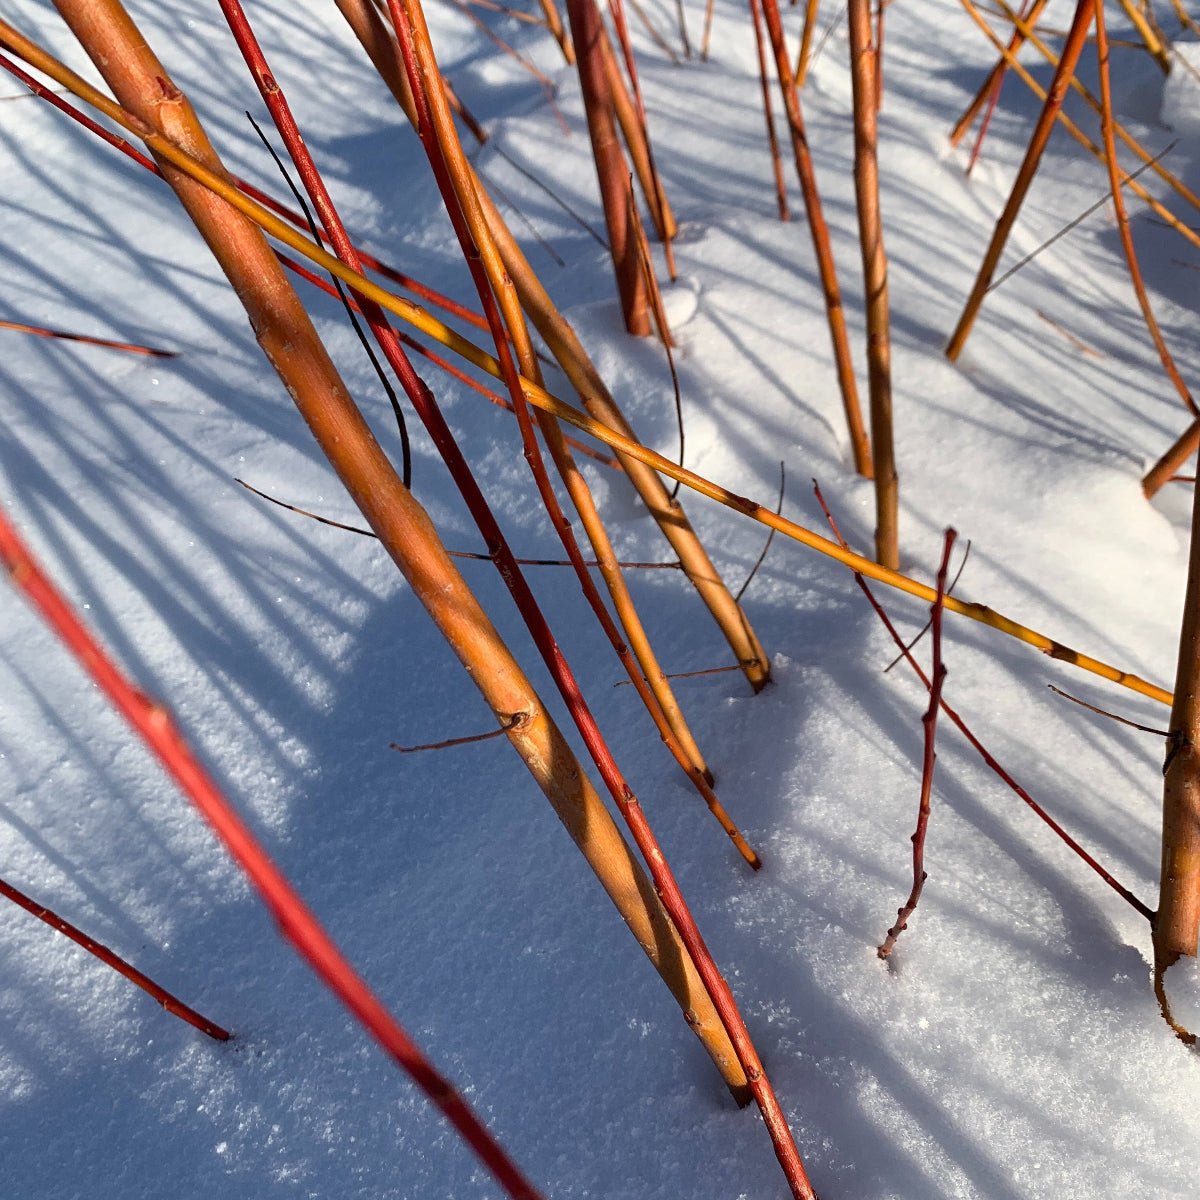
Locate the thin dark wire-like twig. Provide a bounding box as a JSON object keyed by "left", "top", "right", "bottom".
{"left": 1047, "top": 684, "right": 1170, "bottom": 736}
{"left": 235, "top": 478, "right": 679, "bottom": 568}
{"left": 477, "top": 166, "right": 567, "bottom": 266}
{"left": 883, "top": 539, "right": 971, "bottom": 672}
{"left": 247, "top": 113, "right": 413, "bottom": 487}
{"left": 985, "top": 142, "right": 1174, "bottom": 296}
{"left": 809, "top": 1, "right": 848, "bottom": 72}
{"left": 736, "top": 463, "right": 786, "bottom": 601}
{"left": 489, "top": 143, "right": 610, "bottom": 248}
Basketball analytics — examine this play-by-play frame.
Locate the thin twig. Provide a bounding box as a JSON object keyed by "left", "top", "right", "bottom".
{"left": 1047, "top": 684, "right": 1170, "bottom": 736}
{"left": 615, "top": 662, "right": 747, "bottom": 686}
{"left": 0, "top": 873, "right": 230, "bottom": 1040}
{"left": 984, "top": 142, "right": 1175, "bottom": 296}
{"left": 883, "top": 539, "right": 971, "bottom": 672}
{"left": 0, "top": 317, "right": 175, "bottom": 357}
{"left": 737, "top": 462, "right": 785, "bottom": 601}
{"left": 813, "top": 482, "right": 1155, "bottom": 922}
{"left": 1035, "top": 309, "right": 1105, "bottom": 357}
{"left": 878, "top": 527, "right": 956, "bottom": 958}
{"left": 391, "top": 711, "right": 525, "bottom": 751}
{"left": 234, "top": 478, "right": 675, "bottom": 566}
{"left": 247, "top": 113, "right": 413, "bottom": 485}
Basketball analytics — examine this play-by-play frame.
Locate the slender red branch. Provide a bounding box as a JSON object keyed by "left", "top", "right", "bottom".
{"left": 0, "top": 317, "right": 174, "bottom": 356}
{"left": 813, "top": 483, "right": 1155, "bottom": 922}
{"left": 878, "top": 528, "right": 956, "bottom": 958}
{"left": 0, "top": 873, "right": 229, "bottom": 1039}
{"left": 0, "top": 505, "right": 542, "bottom": 1199}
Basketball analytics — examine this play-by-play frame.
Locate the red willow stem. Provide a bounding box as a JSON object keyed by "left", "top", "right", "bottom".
{"left": 1094, "top": 0, "right": 1196, "bottom": 415}
{"left": 812, "top": 483, "right": 1154, "bottom": 922}
{"left": 0, "top": 872, "right": 229, "bottom": 1039}
{"left": 748, "top": 0, "right": 790, "bottom": 221}
{"left": 878, "top": 527, "right": 956, "bottom": 958}
{"left": 380, "top": 6, "right": 817, "bottom": 1189}
{"left": 0, "top": 317, "right": 174, "bottom": 356}
{"left": 0, "top": 505, "right": 542, "bottom": 1200}
{"left": 0, "top": 49, "right": 487, "bottom": 334}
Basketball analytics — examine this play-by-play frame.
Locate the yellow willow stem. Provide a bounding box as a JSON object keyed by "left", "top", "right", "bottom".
{"left": 3, "top": 17, "right": 1171, "bottom": 709}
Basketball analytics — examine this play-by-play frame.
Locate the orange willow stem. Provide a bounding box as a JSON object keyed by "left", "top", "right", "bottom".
{"left": 385, "top": 9, "right": 821, "bottom": 1172}
{"left": 847, "top": 0, "right": 898, "bottom": 568}
{"left": 58, "top": 0, "right": 746, "bottom": 1100}
{"left": 0, "top": 503, "right": 543, "bottom": 1199}
{"left": 1158, "top": 488, "right": 1200, "bottom": 1030}
{"left": 795, "top": 0, "right": 821, "bottom": 82}
{"left": 749, "top": 0, "right": 790, "bottom": 220}
{"left": 608, "top": 0, "right": 677, "bottom": 274}
{"left": 946, "top": 0, "right": 1094, "bottom": 361}
{"left": 0, "top": 872, "right": 229, "bottom": 1039}
{"left": 1093, "top": 0, "right": 1196, "bottom": 416}
{"left": 386, "top": 0, "right": 753, "bottom": 843}
{"left": 567, "top": 0, "right": 650, "bottom": 334}
{"left": 224, "top": 0, "right": 748, "bottom": 1085}
{"left": 1145, "top": 419, "right": 1200, "bottom": 499}
{"left": 7, "top": 23, "right": 1169, "bottom": 709}
{"left": 759, "top": 0, "right": 874, "bottom": 480}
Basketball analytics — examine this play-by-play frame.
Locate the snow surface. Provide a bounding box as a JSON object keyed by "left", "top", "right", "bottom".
{"left": 1, "top": 1, "right": 1198, "bottom": 1197}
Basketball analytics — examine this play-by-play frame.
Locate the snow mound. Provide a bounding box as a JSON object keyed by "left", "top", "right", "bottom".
{"left": 1161, "top": 956, "right": 1200, "bottom": 1033}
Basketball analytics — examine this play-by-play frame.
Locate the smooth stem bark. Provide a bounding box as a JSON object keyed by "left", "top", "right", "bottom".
{"left": 1145, "top": 419, "right": 1200, "bottom": 499}
{"left": 1158, "top": 477, "right": 1200, "bottom": 976}
{"left": 795, "top": 0, "right": 821, "bottom": 83}
{"left": 945, "top": 0, "right": 1095, "bottom": 361}
{"left": 332, "top": 0, "right": 772, "bottom": 691}
{"left": 566, "top": 0, "right": 650, "bottom": 335}
{"left": 848, "top": 0, "right": 898, "bottom": 568}
{"left": 56, "top": 0, "right": 746, "bottom": 1097}
{"left": 759, "top": 0, "right": 874, "bottom": 480}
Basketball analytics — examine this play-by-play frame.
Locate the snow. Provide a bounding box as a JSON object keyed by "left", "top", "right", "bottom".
{"left": 1, "top": 1, "right": 1198, "bottom": 1197}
